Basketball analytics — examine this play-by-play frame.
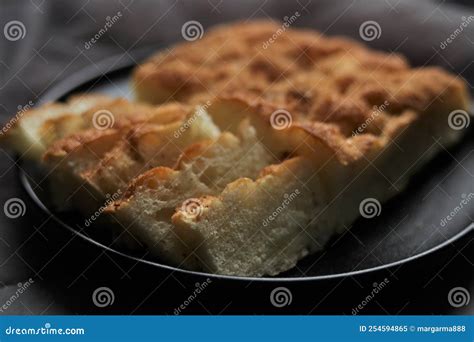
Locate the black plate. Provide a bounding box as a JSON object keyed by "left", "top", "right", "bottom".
{"left": 19, "top": 50, "right": 474, "bottom": 282}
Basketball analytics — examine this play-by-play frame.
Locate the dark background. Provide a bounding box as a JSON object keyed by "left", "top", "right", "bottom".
{"left": 0, "top": 0, "right": 473, "bottom": 315}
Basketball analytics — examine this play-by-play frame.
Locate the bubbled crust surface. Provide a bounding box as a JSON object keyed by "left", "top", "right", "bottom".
{"left": 134, "top": 20, "right": 469, "bottom": 164}
{"left": 42, "top": 101, "right": 190, "bottom": 159}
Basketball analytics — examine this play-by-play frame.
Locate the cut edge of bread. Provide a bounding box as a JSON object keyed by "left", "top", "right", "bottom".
{"left": 106, "top": 119, "right": 277, "bottom": 268}
{"left": 1, "top": 94, "right": 116, "bottom": 160}
{"left": 169, "top": 99, "right": 467, "bottom": 276}
{"left": 42, "top": 105, "right": 221, "bottom": 213}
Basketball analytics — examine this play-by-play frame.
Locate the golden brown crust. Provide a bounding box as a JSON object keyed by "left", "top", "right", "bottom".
{"left": 43, "top": 128, "right": 121, "bottom": 160}
{"left": 134, "top": 20, "right": 469, "bottom": 164}
{"left": 42, "top": 101, "right": 192, "bottom": 162}
{"left": 174, "top": 139, "right": 214, "bottom": 167}
{"left": 115, "top": 166, "right": 177, "bottom": 203}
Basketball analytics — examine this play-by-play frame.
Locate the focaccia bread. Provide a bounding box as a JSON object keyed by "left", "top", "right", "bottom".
{"left": 133, "top": 21, "right": 468, "bottom": 119}
{"left": 42, "top": 102, "right": 220, "bottom": 213}
{"left": 127, "top": 20, "right": 470, "bottom": 276}
{"left": 1, "top": 94, "right": 161, "bottom": 161}
{"left": 106, "top": 119, "right": 276, "bottom": 267}
{"left": 1, "top": 20, "right": 470, "bottom": 277}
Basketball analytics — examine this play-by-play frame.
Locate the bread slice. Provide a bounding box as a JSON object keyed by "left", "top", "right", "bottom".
{"left": 42, "top": 104, "right": 220, "bottom": 213}
{"left": 106, "top": 119, "right": 277, "bottom": 267}
{"left": 0, "top": 93, "right": 174, "bottom": 161}
{"left": 80, "top": 105, "right": 220, "bottom": 196}
{"left": 1, "top": 95, "right": 114, "bottom": 160}
{"left": 133, "top": 20, "right": 470, "bottom": 170}
{"left": 172, "top": 156, "right": 320, "bottom": 275}
{"left": 170, "top": 97, "right": 468, "bottom": 276}
{"left": 43, "top": 128, "right": 125, "bottom": 212}
{"left": 112, "top": 21, "right": 470, "bottom": 275}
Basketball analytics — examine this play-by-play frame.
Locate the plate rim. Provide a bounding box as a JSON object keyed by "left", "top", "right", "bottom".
{"left": 22, "top": 50, "right": 474, "bottom": 282}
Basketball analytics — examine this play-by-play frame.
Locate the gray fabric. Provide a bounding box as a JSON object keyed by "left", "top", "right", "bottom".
{"left": 0, "top": 0, "right": 472, "bottom": 314}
